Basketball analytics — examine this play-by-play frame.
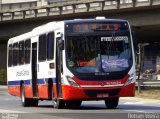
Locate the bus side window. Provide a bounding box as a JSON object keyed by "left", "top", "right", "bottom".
{"left": 19, "top": 41, "right": 25, "bottom": 65}
{"left": 25, "top": 39, "right": 31, "bottom": 64}
{"left": 47, "top": 32, "right": 54, "bottom": 60}
{"left": 8, "top": 44, "right": 13, "bottom": 67}
{"left": 39, "top": 34, "right": 47, "bottom": 61}
{"left": 13, "top": 43, "right": 19, "bottom": 66}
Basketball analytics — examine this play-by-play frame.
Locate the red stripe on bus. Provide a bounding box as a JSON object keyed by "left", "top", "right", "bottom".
{"left": 119, "top": 83, "right": 135, "bottom": 97}
{"left": 8, "top": 86, "right": 20, "bottom": 97}
{"left": 61, "top": 83, "right": 135, "bottom": 100}
{"left": 38, "top": 84, "right": 48, "bottom": 99}
{"left": 24, "top": 85, "right": 33, "bottom": 98}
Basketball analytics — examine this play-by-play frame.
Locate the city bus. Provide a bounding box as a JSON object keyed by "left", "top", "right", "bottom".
{"left": 7, "top": 17, "right": 136, "bottom": 109}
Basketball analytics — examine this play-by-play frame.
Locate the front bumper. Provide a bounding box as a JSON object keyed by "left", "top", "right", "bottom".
{"left": 62, "top": 83, "right": 135, "bottom": 100}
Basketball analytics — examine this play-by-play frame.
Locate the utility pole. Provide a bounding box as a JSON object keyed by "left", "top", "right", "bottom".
{"left": 137, "top": 44, "right": 142, "bottom": 93}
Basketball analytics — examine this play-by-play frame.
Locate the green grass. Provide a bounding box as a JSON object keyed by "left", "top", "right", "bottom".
{"left": 136, "top": 90, "right": 160, "bottom": 100}
{"left": 0, "top": 69, "right": 7, "bottom": 85}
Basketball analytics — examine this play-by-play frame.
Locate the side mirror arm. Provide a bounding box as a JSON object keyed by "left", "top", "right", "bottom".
{"left": 57, "top": 37, "right": 64, "bottom": 50}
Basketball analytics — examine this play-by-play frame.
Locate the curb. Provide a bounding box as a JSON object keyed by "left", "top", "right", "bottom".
{"left": 123, "top": 97, "right": 160, "bottom": 103}
{"left": 0, "top": 85, "right": 7, "bottom": 89}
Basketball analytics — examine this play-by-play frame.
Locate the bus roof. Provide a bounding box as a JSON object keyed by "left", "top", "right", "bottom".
{"left": 64, "top": 18, "right": 128, "bottom": 24}
{"left": 8, "top": 21, "right": 64, "bottom": 45}
{"left": 8, "top": 18, "right": 128, "bottom": 45}
{"left": 8, "top": 31, "right": 33, "bottom": 45}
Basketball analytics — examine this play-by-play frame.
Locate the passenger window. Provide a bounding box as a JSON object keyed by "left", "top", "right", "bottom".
{"left": 13, "top": 43, "right": 19, "bottom": 66}
{"left": 19, "top": 41, "right": 25, "bottom": 65}
{"left": 47, "top": 32, "right": 54, "bottom": 60}
{"left": 8, "top": 45, "right": 13, "bottom": 67}
{"left": 39, "top": 34, "right": 47, "bottom": 61}
{"left": 25, "top": 39, "right": 31, "bottom": 64}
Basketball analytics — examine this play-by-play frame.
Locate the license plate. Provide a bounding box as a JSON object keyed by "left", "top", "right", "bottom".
{"left": 97, "top": 93, "right": 109, "bottom": 98}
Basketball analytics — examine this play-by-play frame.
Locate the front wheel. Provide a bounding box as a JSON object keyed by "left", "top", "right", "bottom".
{"left": 29, "top": 99, "right": 39, "bottom": 107}
{"left": 65, "top": 100, "right": 82, "bottom": 109}
{"left": 73, "top": 100, "right": 82, "bottom": 108}
{"left": 105, "top": 97, "right": 119, "bottom": 109}
{"left": 53, "top": 98, "right": 65, "bottom": 109}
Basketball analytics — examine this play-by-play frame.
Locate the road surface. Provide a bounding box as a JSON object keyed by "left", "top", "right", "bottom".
{"left": 0, "top": 86, "right": 160, "bottom": 119}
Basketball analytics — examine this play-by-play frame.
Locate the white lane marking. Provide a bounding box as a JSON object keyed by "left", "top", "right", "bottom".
{"left": 123, "top": 100, "right": 160, "bottom": 105}
{"left": 126, "top": 110, "right": 146, "bottom": 113}
{"left": 124, "top": 101, "right": 146, "bottom": 105}
{"left": 122, "top": 97, "right": 160, "bottom": 102}
{"left": 2, "top": 98, "right": 20, "bottom": 101}
{"left": 121, "top": 97, "right": 160, "bottom": 106}
{"left": 126, "top": 110, "right": 158, "bottom": 113}
{"left": 0, "top": 109, "right": 26, "bottom": 113}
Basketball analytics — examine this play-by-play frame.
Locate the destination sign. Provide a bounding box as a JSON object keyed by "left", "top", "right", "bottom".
{"left": 66, "top": 22, "right": 128, "bottom": 33}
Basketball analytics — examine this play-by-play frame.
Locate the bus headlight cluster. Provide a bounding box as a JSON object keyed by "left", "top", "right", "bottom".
{"left": 125, "top": 72, "right": 136, "bottom": 86}
{"left": 66, "top": 76, "right": 80, "bottom": 88}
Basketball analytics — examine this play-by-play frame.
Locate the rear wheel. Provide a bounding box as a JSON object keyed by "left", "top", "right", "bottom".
{"left": 21, "top": 84, "right": 39, "bottom": 107}
{"left": 21, "top": 84, "right": 31, "bottom": 107}
{"left": 105, "top": 97, "right": 119, "bottom": 109}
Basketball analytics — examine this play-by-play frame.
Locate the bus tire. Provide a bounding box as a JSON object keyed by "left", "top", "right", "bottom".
{"left": 65, "top": 101, "right": 74, "bottom": 109}
{"left": 53, "top": 98, "right": 65, "bottom": 109}
{"left": 73, "top": 100, "right": 82, "bottom": 108}
{"left": 65, "top": 100, "right": 82, "bottom": 109}
{"left": 105, "top": 97, "right": 119, "bottom": 109}
{"left": 29, "top": 99, "right": 39, "bottom": 107}
{"left": 20, "top": 84, "right": 30, "bottom": 107}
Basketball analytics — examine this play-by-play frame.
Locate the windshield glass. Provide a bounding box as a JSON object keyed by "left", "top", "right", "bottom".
{"left": 66, "top": 34, "right": 132, "bottom": 74}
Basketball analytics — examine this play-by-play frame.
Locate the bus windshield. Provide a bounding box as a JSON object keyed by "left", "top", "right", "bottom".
{"left": 66, "top": 34, "right": 132, "bottom": 74}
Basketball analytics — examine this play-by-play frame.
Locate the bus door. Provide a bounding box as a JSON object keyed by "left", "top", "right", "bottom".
{"left": 55, "top": 31, "right": 64, "bottom": 98}
{"left": 37, "top": 33, "right": 55, "bottom": 99}
{"left": 32, "top": 42, "right": 38, "bottom": 97}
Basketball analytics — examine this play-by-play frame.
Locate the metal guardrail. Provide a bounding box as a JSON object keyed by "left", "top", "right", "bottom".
{"left": 136, "top": 80, "right": 160, "bottom": 88}
{"left": 136, "top": 79, "right": 160, "bottom": 93}
{"left": 0, "top": 0, "right": 160, "bottom": 22}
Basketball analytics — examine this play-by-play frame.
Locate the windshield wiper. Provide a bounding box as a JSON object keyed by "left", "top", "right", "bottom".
{"left": 107, "top": 31, "right": 116, "bottom": 51}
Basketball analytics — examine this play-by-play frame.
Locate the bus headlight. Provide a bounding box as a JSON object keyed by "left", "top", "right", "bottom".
{"left": 125, "top": 72, "right": 136, "bottom": 86}
{"left": 66, "top": 76, "right": 80, "bottom": 87}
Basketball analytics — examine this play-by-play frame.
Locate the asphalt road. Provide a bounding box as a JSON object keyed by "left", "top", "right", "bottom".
{"left": 0, "top": 86, "right": 160, "bottom": 119}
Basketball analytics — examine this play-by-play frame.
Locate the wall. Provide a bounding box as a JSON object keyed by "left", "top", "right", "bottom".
{"left": 0, "top": 44, "right": 7, "bottom": 69}
{"left": 0, "top": 44, "right": 7, "bottom": 84}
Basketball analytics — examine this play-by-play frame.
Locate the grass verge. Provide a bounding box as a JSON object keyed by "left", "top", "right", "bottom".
{"left": 136, "top": 89, "right": 160, "bottom": 100}
{"left": 0, "top": 69, "right": 7, "bottom": 85}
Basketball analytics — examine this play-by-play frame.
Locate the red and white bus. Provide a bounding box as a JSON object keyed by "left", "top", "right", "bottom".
{"left": 7, "top": 17, "right": 136, "bottom": 109}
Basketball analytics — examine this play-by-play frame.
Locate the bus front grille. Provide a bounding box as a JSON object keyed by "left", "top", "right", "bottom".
{"left": 84, "top": 88, "right": 121, "bottom": 97}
